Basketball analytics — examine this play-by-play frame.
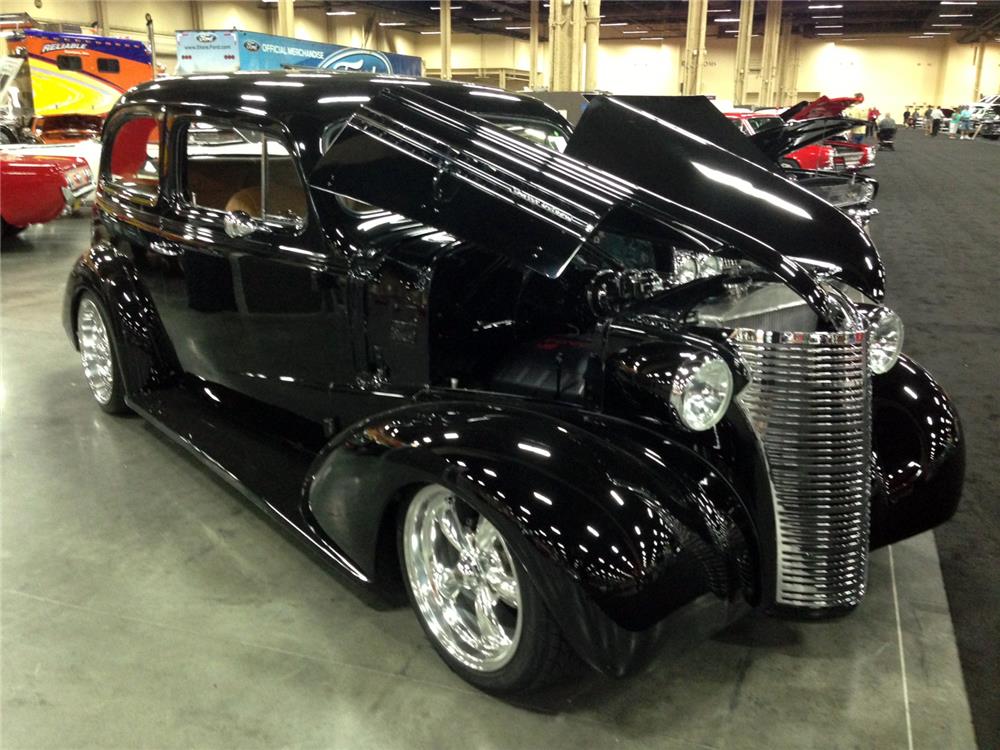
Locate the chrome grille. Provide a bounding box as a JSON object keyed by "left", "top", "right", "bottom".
{"left": 732, "top": 328, "right": 872, "bottom": 611}
{"left": 840, "top": 151, "right": 864, "bottom": 167}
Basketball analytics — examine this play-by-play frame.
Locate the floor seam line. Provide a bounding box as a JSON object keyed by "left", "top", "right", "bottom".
{"left": 889, "top": 545, "right": 915, "bottom": 750}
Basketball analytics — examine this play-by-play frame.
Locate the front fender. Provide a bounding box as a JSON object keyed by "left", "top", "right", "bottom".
{"left": 304, "top": 399, "right": 756, "bottom": 674}
{"left": 870, "top": 355, "right": 964, "bottom": 547}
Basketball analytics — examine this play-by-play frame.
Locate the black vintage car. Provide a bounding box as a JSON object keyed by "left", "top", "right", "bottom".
{"left": 64, "top": 71, "right": 963, "bottom": 694}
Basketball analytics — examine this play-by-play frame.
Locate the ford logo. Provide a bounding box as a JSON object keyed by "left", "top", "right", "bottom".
{"left": 197, "top": 33, "right": 217, "bottom": 44}
{"left": 243, "top": 40, "right": 260, "bottom": 52}
{"left": 318, "top": 49, "right": 393, "bottom": 75}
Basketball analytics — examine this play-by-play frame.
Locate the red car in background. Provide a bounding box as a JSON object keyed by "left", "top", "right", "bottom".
{"left": 0, "top": 152, "right": 94, "bottom": 238}
{"left": 726, "top": 110, "right": 874, "bottom": 171}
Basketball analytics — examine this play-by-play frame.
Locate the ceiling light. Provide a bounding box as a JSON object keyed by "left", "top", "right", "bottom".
{"left": 641, "top": 37, "right": 664, "bottom": 41}
{"left": 621, "top": 30, "right": 650, "bottom": 34}
{"left": 506, "top": 26, "right": 529, "bottom": 30}
{"left": 842, "top": 38, "right": 866, "bottom": 41}
{"left": 707, "top": 9, "right": 733, "bottom": 13}
{"left": 808, "top": 4, "right": 843, "bottom": 8}
{"left": 420, "top": 30, "right": 441, "bottom": 35}
{"left": 909, "top": 35, "right": 933, "bottom": 38}
{"left": 939, "top": 1, "right": 976, "bottom": 4}
{"left": 938, "top": 13, "right": 973, "bottom": 16}
{"left": 715, "top": 17, "right": 740, "bottom": 22}
{"left": 812, "top": 15, "right": 843, "bottom": 19}
{"left": 817, "top": 32, "right": 842, "bottom": 36}
{"left": 473, "top": 17, "right": 502, "bottom": 21}
{"left": 724, "top": 29, "right": 740, "bottom": 33}
{"left": 326, "top": 10, "right": 356, "bottom": 16}
{"left": 923, "top": 31, "right": 952, "bottom": 35}
{"left": 816, "top": 25, "right": 843, "bottom": 28}
{"left": 378, "top": 22, "right": 406, "bottom": 26}
{"left": 430, "top": 4, "right": 463, "bottom": 8}
{"left": 932, "top": 23, "right": 963, "bottom": 26}
{"left": 600, "top": 22, "right": 627, "bottom": 26}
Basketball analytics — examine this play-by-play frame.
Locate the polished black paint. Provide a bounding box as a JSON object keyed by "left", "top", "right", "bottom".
{"left": 64, "top": 72, "right": 964, "bottom": 675}
{"left": 567, "top": 97, "right": 887, "bottom": 301}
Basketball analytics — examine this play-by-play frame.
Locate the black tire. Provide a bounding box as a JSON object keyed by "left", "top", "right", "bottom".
{"left": 1, "top": 218, "right": 26, "bottom": 239}
{"left": 76, "top": 291, "right": 129, "bottom": 414}
{"left": 398, "top": 484, "right": 575, "bottom": 694}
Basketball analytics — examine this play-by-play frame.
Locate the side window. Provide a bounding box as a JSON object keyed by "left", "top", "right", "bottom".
{"left": 56, "top": 55, "right": 83, "bottom": 71}
{"left": 183, "top": 120, "right": 307, "bottom": 232}
{"left": 97, "top": 58, "right": 120, "bottom": 74}
{"left": 104, "top": 114, "right": 161, "bottom": 202}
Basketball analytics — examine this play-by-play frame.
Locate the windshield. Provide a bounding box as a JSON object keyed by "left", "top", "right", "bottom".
{"left": 746, "top": 116, "right": 783, "bottom": 134}
{"left": 486, "top": 117, "right": 569, "bottom": 152}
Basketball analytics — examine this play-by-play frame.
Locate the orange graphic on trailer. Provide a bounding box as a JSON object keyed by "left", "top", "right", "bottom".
{"left": 6, "top": 29, "right": 153, "bottom": 115}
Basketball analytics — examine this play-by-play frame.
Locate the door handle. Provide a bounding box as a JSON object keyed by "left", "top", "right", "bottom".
{"left": 150, "top": 239, "right": 184, "bottom": 257}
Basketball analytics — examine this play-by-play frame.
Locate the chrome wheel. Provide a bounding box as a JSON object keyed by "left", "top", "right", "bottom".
{"left": 403, "top": 485, "right": 523, "bottom": 672}
{"left": 77, "top": 297, "right": 114, "bottom": 405}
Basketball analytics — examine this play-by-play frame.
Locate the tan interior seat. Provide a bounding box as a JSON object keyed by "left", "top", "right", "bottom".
{"left": 223, "top": 161, "right": 307, "bottom": 219}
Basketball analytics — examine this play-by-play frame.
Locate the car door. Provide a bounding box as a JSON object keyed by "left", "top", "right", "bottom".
{"left": 158, "top": 113, "right": 354, "bottom": 424}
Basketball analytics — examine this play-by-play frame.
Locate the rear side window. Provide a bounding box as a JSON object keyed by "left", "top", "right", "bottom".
{"left": 56, "top": 55, "right": 83, "bottom": 71}
{"left": 104, "top": 114, "right": 161, "bottom": 202}
{"left": 97, "top": 58, "right": 120, "bottom": 74}
{"left": 183, "top": 119, "right": 307, "bottom": 232}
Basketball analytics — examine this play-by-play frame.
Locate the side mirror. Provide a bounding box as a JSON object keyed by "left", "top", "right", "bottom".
{"left": 224, "top": 210, "right": 258, "bottom": 239}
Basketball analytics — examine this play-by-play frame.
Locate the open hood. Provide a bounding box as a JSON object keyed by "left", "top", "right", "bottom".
{"left": 750, "top": 116, "right": 861, "bottom": 160}
{"left": 788, "top": 95, "right": 863, "bottom": 120}
{"left": 311, "top": 89, "right": 884, "bottom": 302}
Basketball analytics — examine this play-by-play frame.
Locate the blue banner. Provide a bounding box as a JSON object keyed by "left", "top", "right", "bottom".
{"left": 176, "top": 30, "right": 422, "bottom": 77}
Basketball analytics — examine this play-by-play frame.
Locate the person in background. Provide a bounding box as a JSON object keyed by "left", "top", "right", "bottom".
{"left": 878, "top": 112, "right": 896, "bottom": 132}
{"left": 866, "top": 106, "right": 880, "bottom": 138}
{"left": 930, "top": 105, "right": 945, "bottom": 137}
{"left": 848, "top": 106, "right": 867, "bottom": 144}
{"left": 903, "top": 109, "right": 911, "bottom": 128}
{"left": 924, "top": 105, "right": 934, "bottom": 135}
{"left": 959, "top": 106, "right": 973, "bottom": 140}
{"left": 949, "top": 108, "right": 961, "bottom": 139}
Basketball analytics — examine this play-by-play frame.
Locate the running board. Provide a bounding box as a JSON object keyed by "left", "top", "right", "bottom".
{"left": 126, "top": 383, "right": 374, "bottom": 587}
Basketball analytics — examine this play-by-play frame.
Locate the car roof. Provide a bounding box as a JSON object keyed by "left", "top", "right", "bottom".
{"left": 122, "top": 70, "right": 567, "bottom": 130}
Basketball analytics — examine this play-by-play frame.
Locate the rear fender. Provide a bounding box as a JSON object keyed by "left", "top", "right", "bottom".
{"left": 64, "top": 241, "right": 178, "bottom": 395}
{"left": 304, "top": 400, "right": 756, "bottom": 670}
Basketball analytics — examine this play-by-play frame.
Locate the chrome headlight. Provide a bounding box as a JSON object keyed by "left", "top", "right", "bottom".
{"left": 866, "top": 307, "right": 904, "bottom": 374}
{"left": 672, "top": 249, "right": 741, "bottom": 285}
{"left": 670, "top": 356, "right": 734, "bottom": 431}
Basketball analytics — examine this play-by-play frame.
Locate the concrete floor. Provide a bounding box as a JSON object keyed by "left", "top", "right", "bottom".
{"left": 0, "top": 142, "right": 982, "bottom": 749}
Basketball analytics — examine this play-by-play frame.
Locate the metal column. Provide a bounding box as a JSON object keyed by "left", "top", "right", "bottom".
{"left": 733, "top": 0, "right": 755, "bottom": 105}
{"left": 584, "top": 0, "right": 601, "bottom": 91}
{"left": 548, "top": 0, "right": 562, "bottom": 90}
{"left": 681, "top": 0, "right": 708, "bottom": 95}
{"left": 972, "top": 40, "right": 986, "bottom": 100}
{"left": 440, "top": 0, "right": 452, "bottom": 80}
{"left": 776, "top": 20, "right": 797, "bottom": 106}
{"left": 570, "top": 0, "right": 585, "bottom": 91}
{"left": 529, "top": 0, "right": 540, "bottom": 88}
{"left": 759, "top": 0, "right": 782, "bottom": 107}
{"left": 277, "top": 0, "right": 294, "bottom": 38}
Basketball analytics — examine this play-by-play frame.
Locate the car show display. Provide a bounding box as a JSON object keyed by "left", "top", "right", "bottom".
{"left": 63, "top": 72, "right": 964, "bottom": 694}
{"left": 4, "top": 1, "right": 1000, "bottom": 745}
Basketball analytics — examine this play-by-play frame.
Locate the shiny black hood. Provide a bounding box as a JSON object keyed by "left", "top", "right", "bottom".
{"left": 311, "top": 89, "right": 885, "bottom": 302}
{"left": 566, "top": 96, "right": 884, "bottom": 299}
